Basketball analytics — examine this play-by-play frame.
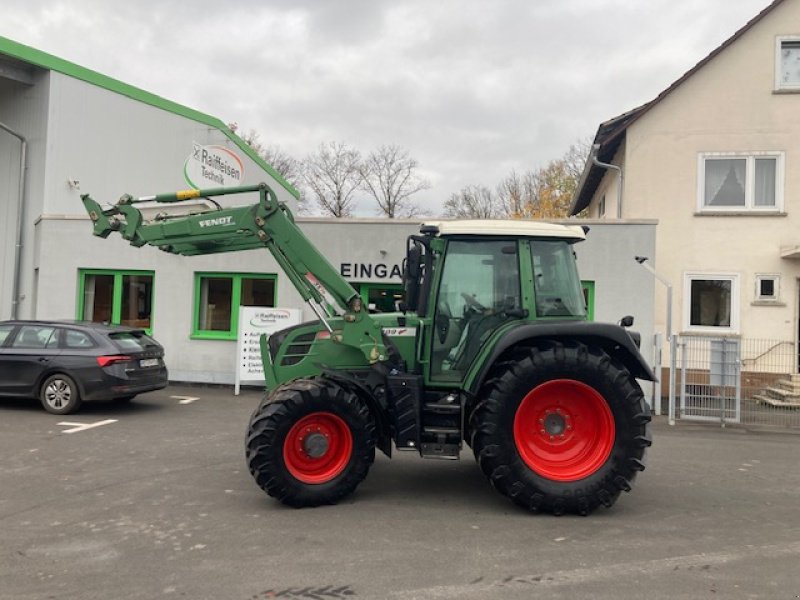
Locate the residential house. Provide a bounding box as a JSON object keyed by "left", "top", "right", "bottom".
{"left": 572, "top": 0, "right": 800, "bottom": 392}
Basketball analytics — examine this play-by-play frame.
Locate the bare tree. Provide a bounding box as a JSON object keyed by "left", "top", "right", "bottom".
{"left": 493, "top": 137, "right": 593, "bottom": 219}
{"left": 261, "top": 145, "right": 302, "bottom": 189}
{"left": 302, "top": 141, "right": 363, "bottom": 218}
{"left": 496, "top": 169, "right": 539, "bottom": 218}
{"left": 359, "top": 144, "right": 430, "bottom": 218}
{"left": 228, "top": 122, "right": 302, "bottom": 189}
{"left": 442, "top": 185, "right": 500, "bottom": 219}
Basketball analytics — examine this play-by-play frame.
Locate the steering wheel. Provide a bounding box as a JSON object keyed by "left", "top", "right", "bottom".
{"left": 461, "top": 292, "right": 486, "bottom": 312}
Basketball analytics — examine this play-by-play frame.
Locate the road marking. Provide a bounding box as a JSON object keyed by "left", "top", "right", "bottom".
{"left": 171, "top": 395, "right": 200, "bottom": 405}
{"left": 57, "top": 419, "right": 118, "bottom": 434}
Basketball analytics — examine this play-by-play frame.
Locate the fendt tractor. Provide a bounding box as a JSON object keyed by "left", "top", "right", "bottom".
{"left": 82, "top": 182, "right": 653, "bottom": 515}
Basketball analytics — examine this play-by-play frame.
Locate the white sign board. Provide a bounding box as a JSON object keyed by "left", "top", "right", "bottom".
{"left": 184, "top": 142, "right": 245, "bottom": 189}
{"left": 235, "top": 307, "right": 302, "bottom": 394}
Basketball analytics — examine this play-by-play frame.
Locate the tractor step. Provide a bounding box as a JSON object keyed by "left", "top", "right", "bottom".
{"left": 420, "top": 442, "right": 460, "bottom": 459}
{"left": 422, "top": 425, "right": 460, "bottom": 435}
{"left": 423, "top": 402, "right": 461, "bottom": 415}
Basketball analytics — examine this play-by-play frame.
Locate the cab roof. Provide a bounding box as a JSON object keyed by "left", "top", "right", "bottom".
{"left": 424, "top": 219, "right": 586, "bottom": 241}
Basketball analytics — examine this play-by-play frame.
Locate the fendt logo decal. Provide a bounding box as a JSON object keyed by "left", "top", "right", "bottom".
{"left": 198, "top": 216, "right": 234, "bottom": 228}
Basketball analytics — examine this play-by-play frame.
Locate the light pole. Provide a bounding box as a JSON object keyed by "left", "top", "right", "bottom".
{"left": 635, "top": 256, "right": 676, "bottom": 425}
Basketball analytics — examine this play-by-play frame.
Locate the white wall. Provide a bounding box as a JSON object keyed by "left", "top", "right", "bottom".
{"left": 43, "top": 73, "right": 298, "bottom": 214}
{"left": 0, "top": 71, "right": 50, "bottom": 319}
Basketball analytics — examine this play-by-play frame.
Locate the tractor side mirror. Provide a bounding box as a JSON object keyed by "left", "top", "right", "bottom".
{"left": 402, "top": 244, "right": 422, "bottom": 313}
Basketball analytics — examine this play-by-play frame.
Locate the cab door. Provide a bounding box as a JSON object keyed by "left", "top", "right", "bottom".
{"left": 428, "top": 239, "right": 521, "bottom": 384}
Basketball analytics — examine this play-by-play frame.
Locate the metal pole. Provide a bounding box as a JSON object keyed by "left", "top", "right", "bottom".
{"left": 669, "top": 336, "right": 677, "bottom": 426}
{"left": 0, "top": 121, "right": 27, "bottom": 320}
{"left": 652, "top": 333, "right": 662, "bottom": 416}
{"left": 635, "top": 257, "right": 675, "bottom": 424}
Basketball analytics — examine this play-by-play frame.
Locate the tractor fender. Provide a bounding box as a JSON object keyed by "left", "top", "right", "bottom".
{"left": 466, "top": 321, "right": 656, "bottom": 395}
{"left": 320, "top": 368, "right": 393, "bottom": 458}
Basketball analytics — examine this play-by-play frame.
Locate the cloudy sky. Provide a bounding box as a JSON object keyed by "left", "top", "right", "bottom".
{"left": 1, "top": 0, "right": 774, "bottom": 215}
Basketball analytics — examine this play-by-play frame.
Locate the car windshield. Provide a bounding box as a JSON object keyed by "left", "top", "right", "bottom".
{"left": 109, "top": 331, "right": 160, "bottom": 352}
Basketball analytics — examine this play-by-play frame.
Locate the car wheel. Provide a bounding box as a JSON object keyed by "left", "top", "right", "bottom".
{"left": 40, "top": 374, "right": 83, "bottom": 415}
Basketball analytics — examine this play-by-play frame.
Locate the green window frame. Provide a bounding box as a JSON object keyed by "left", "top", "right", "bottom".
{"left": 192, "top": 272, "right": 277, "bottom": 340}
{"left": 77, "top": 269, "right": 156, "bottom": 333}
{"left": 351, "top": 282, "right": 405, "bottom": 313}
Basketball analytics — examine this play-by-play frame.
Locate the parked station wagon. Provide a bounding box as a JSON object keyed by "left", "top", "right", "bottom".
{"left": 0, "top": 320, "right": 168, "bottom": 414}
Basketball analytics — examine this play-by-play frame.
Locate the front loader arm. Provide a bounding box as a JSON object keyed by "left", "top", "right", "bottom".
{"left": 81, "top": 182, "right": 389, "bottom": 364}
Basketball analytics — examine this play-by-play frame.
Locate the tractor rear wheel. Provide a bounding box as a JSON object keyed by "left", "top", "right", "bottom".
{"left": 470, "top": 341, "right": 651, "bottom": 515}
{"left": 246, "top": 377, "right": 376, "bottom": 507}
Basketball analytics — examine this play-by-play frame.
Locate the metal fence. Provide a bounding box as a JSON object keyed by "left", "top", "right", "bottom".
{"left": 668, "top": 335, "right": 800, "bottom": 429}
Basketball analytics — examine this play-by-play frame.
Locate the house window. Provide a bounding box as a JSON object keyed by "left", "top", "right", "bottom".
{"left": 683, "top": 273, "right": 740, "bottom": 333}
{"left": 776, "top": 37, "right": 800, "bottom": 91}
{"left": 698, "top": 153, "right": 783, "bottom": 212}
{"left": 193, "top": 273, "right": 276, "bottom": 339}
{"left": 78, "top": 269, "right": 155, "bottom": 331}
{"left": 755, "top": 274, "right": 780, "bottom": 302}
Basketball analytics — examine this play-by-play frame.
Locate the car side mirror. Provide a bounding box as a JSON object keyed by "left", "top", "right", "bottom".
{"left": 619, "top": 315, "right": 634, "bottom": 328}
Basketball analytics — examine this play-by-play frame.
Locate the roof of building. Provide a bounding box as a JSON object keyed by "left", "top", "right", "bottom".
{"left": 425, "top": 219, "right": 586, "bottom": 240}
{"left": 0, "top": 35, "right": 299, "bottom": 199}
{"left": 569, "top": 0, "right": 786, "bottom": 215}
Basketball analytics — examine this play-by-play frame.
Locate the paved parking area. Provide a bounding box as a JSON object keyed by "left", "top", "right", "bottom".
{"left": 1, "top": 384, "right": 800, "bottom": 600}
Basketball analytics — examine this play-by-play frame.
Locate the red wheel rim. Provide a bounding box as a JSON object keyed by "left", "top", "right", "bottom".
{"left": 283, "top": 412, "right": 353, "bottom": 484}
{"left": 513, "top": 379, "right": 615, "bottom": 481}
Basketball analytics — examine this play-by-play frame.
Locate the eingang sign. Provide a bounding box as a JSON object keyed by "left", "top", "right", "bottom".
{"left": 184, "top": 143, "right": 245, "bottom": 189}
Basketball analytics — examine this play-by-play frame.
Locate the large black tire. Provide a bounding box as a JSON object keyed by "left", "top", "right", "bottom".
{"left": 470, "top": 341, "right": 651, "bottom": 515}
{"left": 245, "top": 378, "right": 376, "bottom": 507}
{"left": 40, "top": 373, "right": 83, "bottom": 415}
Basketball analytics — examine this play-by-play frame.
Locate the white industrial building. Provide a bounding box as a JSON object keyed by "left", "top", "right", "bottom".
{"left": 0, "top": 36, "right": 656, "bottom": 397}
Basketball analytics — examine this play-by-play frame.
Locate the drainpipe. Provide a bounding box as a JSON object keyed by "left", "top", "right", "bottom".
{"left": 591, "top": 143, "right": 623, "bottom": 218}
{"left": 0, "top": 121, "right": 28, "bottom": 320}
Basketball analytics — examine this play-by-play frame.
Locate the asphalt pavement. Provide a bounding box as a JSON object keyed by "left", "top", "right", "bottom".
{"left": 1, "top": 384, "right": 799, "bottom": 600}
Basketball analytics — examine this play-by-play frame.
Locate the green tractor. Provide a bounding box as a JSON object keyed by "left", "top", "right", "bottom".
{"left": 82, "top": 182, "right": 653, "bottom": 515}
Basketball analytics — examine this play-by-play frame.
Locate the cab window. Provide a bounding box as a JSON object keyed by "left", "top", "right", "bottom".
{"left": 531, "top": 240, "right": 587, "bottom": 318}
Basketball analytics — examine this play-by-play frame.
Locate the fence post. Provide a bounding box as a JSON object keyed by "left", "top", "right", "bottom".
{"left": 668, "top": 335, "right": 678, "bottom": 426}
{"left": 653, "top": 333, "right": 662, "bottom": 416}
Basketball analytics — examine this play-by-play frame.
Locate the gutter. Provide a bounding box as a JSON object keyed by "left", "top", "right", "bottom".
{"left": 591, "top": 144, "right": 624, "bottom": 219}
{"left": 0, "top": 121, "right": 27, "bottom": 319}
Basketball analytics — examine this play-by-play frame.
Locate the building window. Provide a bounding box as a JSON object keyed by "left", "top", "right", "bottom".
{"left": 78, "top": 270, "right": 155, "bottom": 331}
{"left": 683, "top": 273, "right": 740, "bottom": 333}
{"left": 776, "top": 37, "right": 800, "bottom": 91}
{"left": 193, "top": 273, "right": 276, "bottom": 339}
{"left": 755, "top": 274, "right": 780, "bottom": 302}
{"left": 351, "top": 282, "right": 404, "bottom": 313}
{"left": 698, "top": 153, "right": 783, "bottom": 212}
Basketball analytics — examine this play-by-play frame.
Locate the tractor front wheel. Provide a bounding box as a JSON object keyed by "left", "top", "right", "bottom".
{"left": 470, "top": 342, "right": 651, "bottom": 515}
{"left": 246, "top": 378, "right": 376, "bottom": 507}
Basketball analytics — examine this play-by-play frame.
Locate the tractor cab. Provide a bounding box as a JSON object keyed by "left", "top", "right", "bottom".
{"left": 403, "top": 220, "right": 588, "bottom": 384}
